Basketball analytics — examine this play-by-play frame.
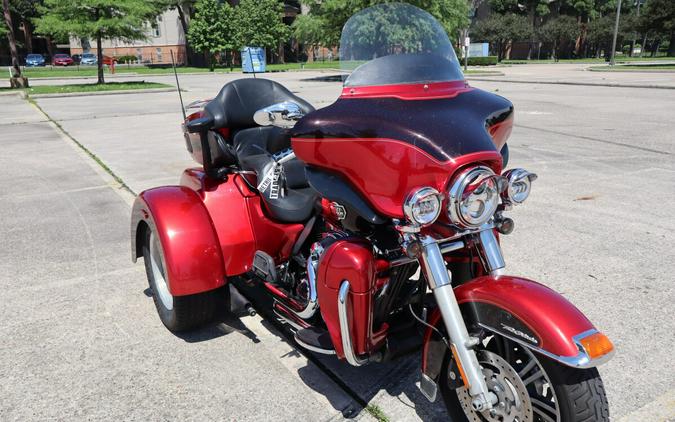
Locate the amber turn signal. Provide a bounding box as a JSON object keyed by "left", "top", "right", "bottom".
{"left": 580, "top": 332, "right": 614, "bottom": 360}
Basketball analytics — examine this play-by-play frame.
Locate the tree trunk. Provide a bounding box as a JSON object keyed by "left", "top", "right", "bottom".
{"left": 23, "top": 20, "right": 33, "bottom": 53}
{"left": 668, "top": 32, "right": 675, "bottom": 57}
{"left": 2, "top": 0, "right": 22, "bottom": 79}
{"left": 527, "top": 8, "right": 535, "bottom": 60}
{"left": 96, "top": 33, "right": 105, "bottom": 84}
{"left": 176, "top": 5, "right": 192, "bottom": 65}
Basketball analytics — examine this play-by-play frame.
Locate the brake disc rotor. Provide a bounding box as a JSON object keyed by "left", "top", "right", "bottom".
{"left": 456, "top": 350, "right": 533, "bottom": 422}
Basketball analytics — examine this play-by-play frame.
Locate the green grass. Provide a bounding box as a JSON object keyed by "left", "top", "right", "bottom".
{"left": 502, "top": 56, "right": 674, "bottom": 64}
{"left": 21, "top": 65, "right": 223, "bottom": 78}
{"left": 365, "top": 404, "right": 390, "bottom": 422}
{"left": 26, "top": 81, "right": 172, "bottom": 95}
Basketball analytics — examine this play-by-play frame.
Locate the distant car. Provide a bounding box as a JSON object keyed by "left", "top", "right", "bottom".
{"left": 80, "top": 53, "right": 98, "bottom": 65}
{"left": 53, "top": 54, "right": 74, "bottom": 66}
{"left": 25, "top": 54, "right": 46, "bottom": 67}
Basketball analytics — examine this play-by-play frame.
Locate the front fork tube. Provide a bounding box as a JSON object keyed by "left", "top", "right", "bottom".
{"left": 419, "top": 236, "right": 498, "bottom": 411}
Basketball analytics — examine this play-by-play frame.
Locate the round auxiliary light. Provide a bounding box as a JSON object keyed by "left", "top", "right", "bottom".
{"left": 404, "top": 187, "right": 442, "bottom": 227}
{"left": 502, "top": 168, "right": 537, "bottom": 205}
{"left": 447, "top": 166, "right": 500, "bottom": 228}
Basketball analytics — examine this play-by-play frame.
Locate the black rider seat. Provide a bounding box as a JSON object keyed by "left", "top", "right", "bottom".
{"left": 234, "top": 126, "right": 318, "bottom": 224}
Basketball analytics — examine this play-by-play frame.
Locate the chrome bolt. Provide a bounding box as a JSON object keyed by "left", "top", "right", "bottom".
{"left": 449, "top": 371, "right": 456, "bottom": 380}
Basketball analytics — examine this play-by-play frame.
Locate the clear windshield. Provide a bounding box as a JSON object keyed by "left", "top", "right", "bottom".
{"left": 340, "top": 3, "right": 463, "bottom": 87}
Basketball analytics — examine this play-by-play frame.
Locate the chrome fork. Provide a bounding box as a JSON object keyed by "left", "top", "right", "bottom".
{"left": 418, "top": 235, "right": 498, "bottom": 411}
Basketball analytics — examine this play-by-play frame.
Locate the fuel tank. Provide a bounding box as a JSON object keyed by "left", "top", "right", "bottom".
{"left": 291, "top": 85, "right": 512, "bottom": 218}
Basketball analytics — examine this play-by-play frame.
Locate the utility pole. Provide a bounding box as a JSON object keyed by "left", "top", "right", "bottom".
{"left": 609, "top": 0, "right": 623, "bottom": 65}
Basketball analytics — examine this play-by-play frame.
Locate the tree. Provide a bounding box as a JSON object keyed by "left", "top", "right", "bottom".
{"left": 489, "top": 0, "right": 552, "bottom": 58}
{"left": 472, "top": 13, "right": 533, "bottom": 60}
{"left": 538, "top": 15, "right": 580, "bottom": 60}
{"left": 34, "top": 0, "right": 156, "bottom": 84}
{"left": 2, "top": 0, "right": 24, "bottom": 84}
{"left": 232, "top": 0, "right": 290, "bottom": 51}
{"left": 640, "top": 0, "right": 675, "bottom": 56}
{"left": 155, "top": 0, "right": 196, "bottom": 64}
{"left": 292, "top": 13, "right": 325, "bottom": 61}
{"left": 296, "top": 0, "right": 470, "bottom": 50}
{"left": 187, "top": 0, "right": 232, "bottom": 71}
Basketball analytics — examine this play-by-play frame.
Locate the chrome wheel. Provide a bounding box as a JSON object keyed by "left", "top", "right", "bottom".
{"left": 149, "top": 231, "right": 173, "bottom": 310}
{"left": 453, "top": 336, "right": 561, "bottom": 422}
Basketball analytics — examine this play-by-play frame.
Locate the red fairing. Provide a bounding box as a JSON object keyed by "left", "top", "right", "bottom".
{"left": 131, "top": 186, "right": 226, "bottom": 296}
{"left": 293, "top": 136, "right": 501, "bottom": 218}
{"left": 422, "top": 275, "right": 596, "bottom": 374}
{"left": 340, "top": 81, "right": 472, "bottom": 100}
{"left": 316, "top": 240, "right": 387, "bottom": 359}
{"left": 487, "top": 112, "right": 514, "bottom": 150}
{"left": 181, "top": 169, "right": 303, "bottom": 270}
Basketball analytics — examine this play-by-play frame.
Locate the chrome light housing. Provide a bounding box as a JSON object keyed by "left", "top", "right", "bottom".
{"left": 404, "top": 187, "right": 442, "bottom": 227}
{"left": 447, "top": 166, "right": 501, "bottom": 228}
{"left": 502, "top": 168, "right": 538, "bottom": 205}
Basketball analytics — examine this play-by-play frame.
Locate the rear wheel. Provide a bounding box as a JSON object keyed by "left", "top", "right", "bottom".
{"left": 142, "top": 227, "right": 225, "bottom": 332}
{"left": 440, "top": 334, "right": 609, "bottom": 422}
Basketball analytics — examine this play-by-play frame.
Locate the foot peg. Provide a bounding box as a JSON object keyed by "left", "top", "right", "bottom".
{"left": 252, "top": 250, "right": 277, "bottom": 283}
{"left": 294, "top": 327, "right": 335, "bottom": 355}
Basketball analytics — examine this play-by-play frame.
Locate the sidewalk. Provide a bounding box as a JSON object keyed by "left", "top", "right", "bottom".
{"left": 0, "top": 94, "right": 369, "bottom": 421}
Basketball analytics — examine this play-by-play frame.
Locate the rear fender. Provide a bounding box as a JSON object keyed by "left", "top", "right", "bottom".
{"left": 130, "top": 186, "right": 226, "bottom": 296}
{"left": 422, "top": 275, "right": 614, "bottom": 383}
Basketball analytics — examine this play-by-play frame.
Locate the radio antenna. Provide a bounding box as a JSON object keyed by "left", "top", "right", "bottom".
{"left": 247, "top": 48, "right": 257, "bottom": 79}
{"left": 171, "top": 50, "right": 187, "bottom": 121}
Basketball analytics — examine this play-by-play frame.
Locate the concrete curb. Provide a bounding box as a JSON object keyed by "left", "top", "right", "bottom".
{"left": 465, "top": 77, "right": 675, "bottom": 90}
{"left": 28, "top": 87, "right": 177, "bottom": 99}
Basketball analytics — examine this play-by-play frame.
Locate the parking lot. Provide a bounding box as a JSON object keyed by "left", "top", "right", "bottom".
{"left": 1, "top": 66, "right": 674, "bottom": 421}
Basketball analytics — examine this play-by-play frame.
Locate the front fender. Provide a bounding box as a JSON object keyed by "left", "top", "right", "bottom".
{"left": 422, "top": 275, "right": 614, "bottom": 382}
{"left": 130, "top": 186, "right": 226, "bottom": 296}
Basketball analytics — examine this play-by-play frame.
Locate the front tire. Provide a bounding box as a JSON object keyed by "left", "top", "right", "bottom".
{"left": 142, "top": 227, "right": 224, "bottom": 332}
{"left": 440, "top": 334, "right": 609, "bottom": 422}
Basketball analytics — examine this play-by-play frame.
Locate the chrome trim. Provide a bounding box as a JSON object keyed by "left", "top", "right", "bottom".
{"left": 501, "top": 168, "right": 537, "bottom": 205}
{"left": 273, "top": 301, "right": 309, "bottom": 331}
{"left": 403, "top": 187, "right": 442, "bottom": 228}
{"left": 338, "top": 280, "right": 369, "bottom": 366}
{"left": 295, "top": 243, "right": 321, "bottom": 319}
{"left": 390, "top": 240, "right": 465, "bottom": 267}
{"left": 479, "top": 324, "right": 615, "bottom": 369}
{"left": 294, "top": 333, "right": 336, "bottom": 355}
{"left": 419, "top": 238, "right": 496, "bottom": 409}
{"left": 253, "top": 101, "right": 305, "bottom": 128}
{"left": 476, "top": 225, "right": 506, "bottom": 275}
{"left": 447, "top": 166, "right": 500, "bottom": 228}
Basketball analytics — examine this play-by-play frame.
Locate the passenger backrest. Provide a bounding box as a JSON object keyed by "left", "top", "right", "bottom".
{"left": 204, "top": 78, "right": 315, "bottom": 131}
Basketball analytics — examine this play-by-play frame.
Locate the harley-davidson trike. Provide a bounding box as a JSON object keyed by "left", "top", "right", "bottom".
{"left": 130, "top": 3, "right": 614, "bottom": 420}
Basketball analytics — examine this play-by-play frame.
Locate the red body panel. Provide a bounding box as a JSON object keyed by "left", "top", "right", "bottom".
{"left": 293, "top": 136, "right": 501, "bottom": 218}
{"left": 180, "top": 169, "right": 304, "bottom": 271}
{"left": 422, "top": 275, "right": 596, "bottom": 374}
{"left": 340, "top": 81, "right": 472, "bottom": 100}
{"left": 131, "top": 186, "right": 226, "bottom": 296}
{"left": 317, "top": 240, "right": 387, "bottom": 358}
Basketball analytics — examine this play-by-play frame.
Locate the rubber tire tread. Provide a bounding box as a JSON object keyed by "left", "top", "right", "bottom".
{"left": 142, "top": 226, "right": 223, "bottom": 332}
{"left": 439, "top": 350, "right": 610, "bottom": 422}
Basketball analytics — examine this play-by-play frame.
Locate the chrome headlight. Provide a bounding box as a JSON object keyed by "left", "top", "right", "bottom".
{"left": 502, "top": 168, "right": 537, "bottom": 205}
{"left": 447, "top": 167, "right": 500, "bottom": 228}
{"left": 404, "top": 187, "right": 442, "bottom": 227}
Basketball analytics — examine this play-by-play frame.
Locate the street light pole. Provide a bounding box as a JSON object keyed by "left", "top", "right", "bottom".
{"left": 609, "top": 0, "right": 623, "bottom": 66}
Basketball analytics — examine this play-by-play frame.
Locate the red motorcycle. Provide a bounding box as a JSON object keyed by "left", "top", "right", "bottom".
{"left": 130, "top": 4, "right": 613, "bottom": 420}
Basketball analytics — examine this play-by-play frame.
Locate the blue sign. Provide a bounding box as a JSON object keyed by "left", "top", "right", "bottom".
{"left": 241, "top": 47, "right": 266, "bottom": 73}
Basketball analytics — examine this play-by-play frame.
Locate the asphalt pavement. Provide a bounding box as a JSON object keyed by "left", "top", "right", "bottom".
{"left": 1, "top": 66, "right": 674, "bottom": 421}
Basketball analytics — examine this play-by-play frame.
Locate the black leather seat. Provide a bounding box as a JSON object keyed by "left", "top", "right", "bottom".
{"left": 235, "top": 126, "right": 318, "bottom": 223}
{"left": 196, "top": 78, "right": 317, "bottom": 224}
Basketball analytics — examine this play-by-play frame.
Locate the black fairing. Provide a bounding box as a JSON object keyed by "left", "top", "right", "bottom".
{"left": 292, "top": 88, "right": 512, "bottom": 162}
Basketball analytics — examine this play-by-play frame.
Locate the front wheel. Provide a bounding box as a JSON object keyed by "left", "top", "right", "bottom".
{"left": 142, "top": 227, "right": 225, "bottom": 332}
{"left": 440, "top": 334, "right": 609, "bottom": 422}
